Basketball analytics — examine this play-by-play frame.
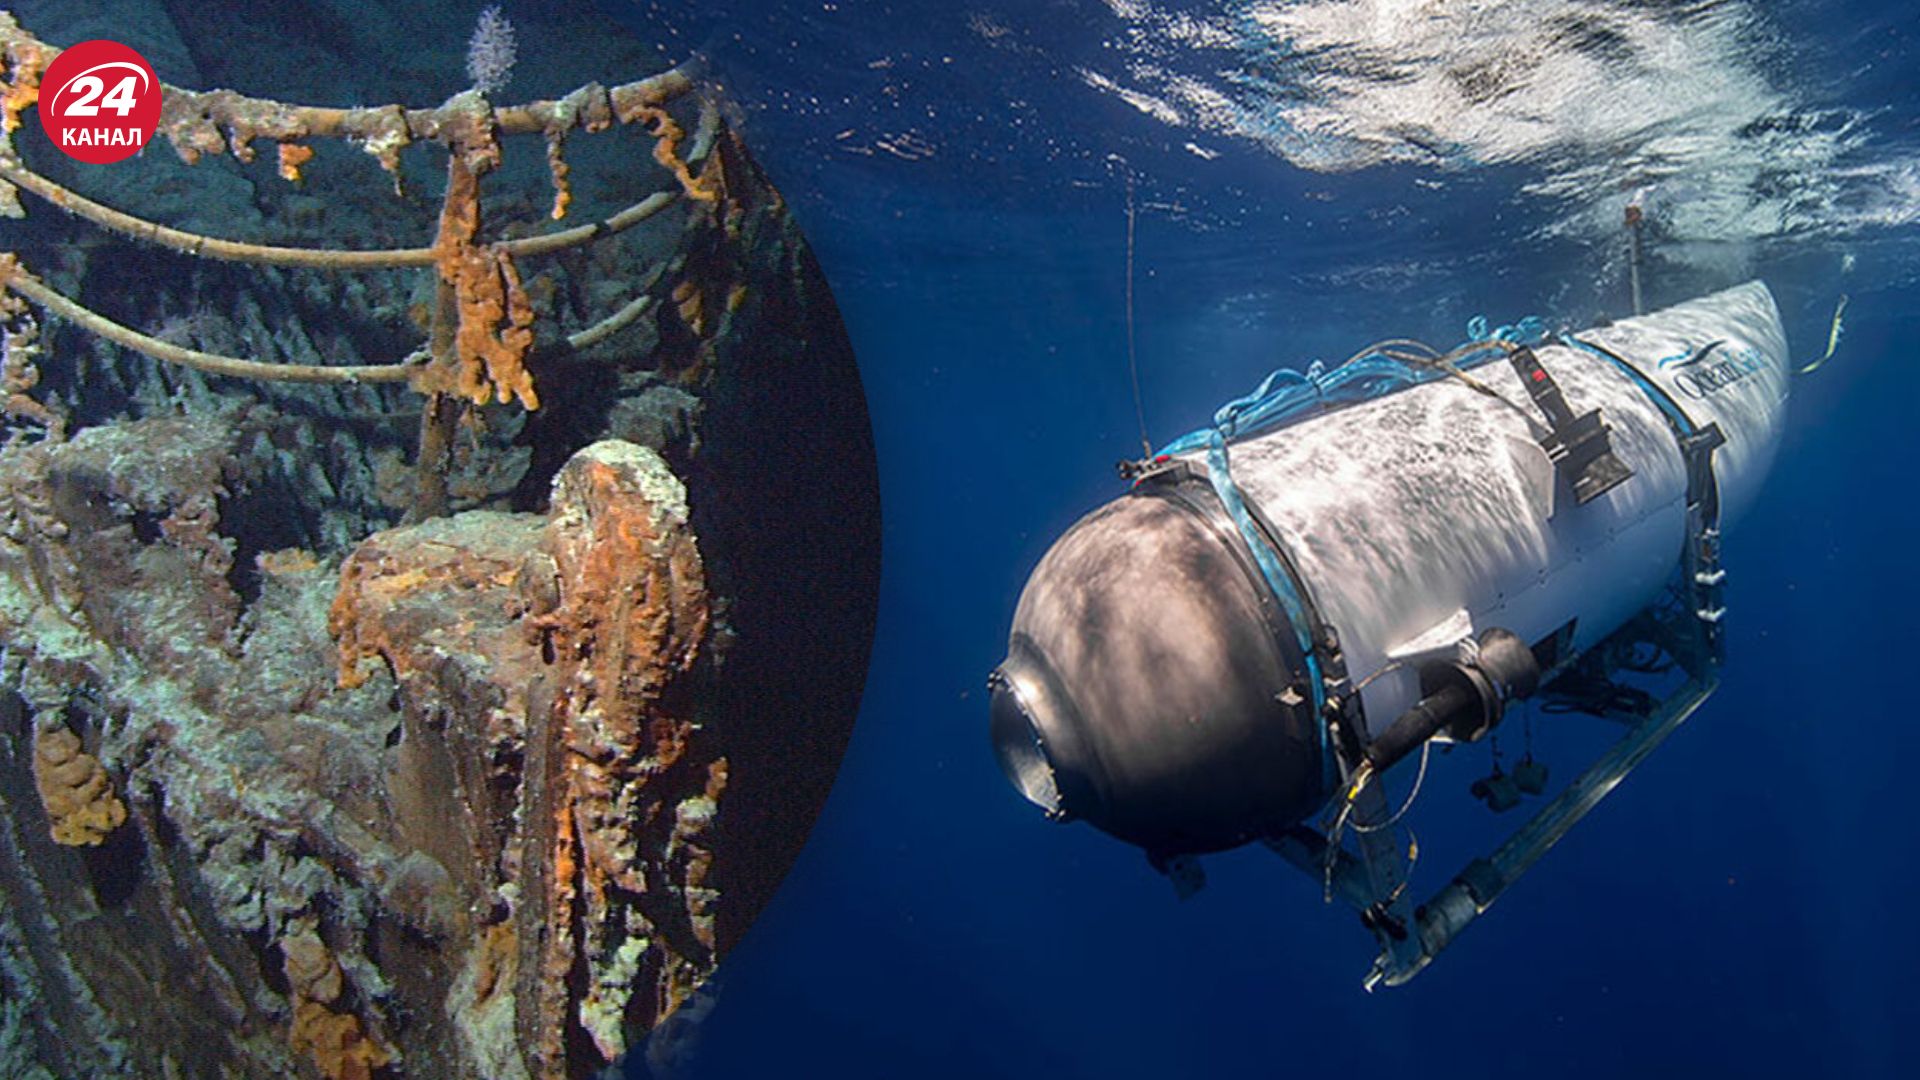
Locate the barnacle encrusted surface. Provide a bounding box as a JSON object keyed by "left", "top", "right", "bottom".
{"left": 331, "top": 441, "right": 722, "bottom": 1074}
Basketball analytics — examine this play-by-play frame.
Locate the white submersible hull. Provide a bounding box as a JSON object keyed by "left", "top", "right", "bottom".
{"left": 1223, "top": 282, "right": 1784, "bottom": 730}
{"left": 991, "top": 282, "right": 1789, "bottom": 983}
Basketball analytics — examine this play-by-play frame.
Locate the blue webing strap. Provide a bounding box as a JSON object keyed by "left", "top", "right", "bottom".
{"left": 1560, "top": 333, "right": 1728, "bottom": 663}
{"left": 1559, "top": 334, "right": 1700, "bottom": 438}
{"left": 1161, "top": 315, "right": 1559, "bottom": 794}
{"left": 1201, "top": 430, "right": 1337, "bottom": 791}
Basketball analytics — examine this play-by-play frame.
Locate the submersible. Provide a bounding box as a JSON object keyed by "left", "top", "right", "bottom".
{"left": 990, "top": 282, "right": 1788, "bottom": 985}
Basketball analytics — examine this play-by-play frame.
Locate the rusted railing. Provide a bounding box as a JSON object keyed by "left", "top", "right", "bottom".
{"left": 0, "top": 10, "right": 716, "bottom": 519}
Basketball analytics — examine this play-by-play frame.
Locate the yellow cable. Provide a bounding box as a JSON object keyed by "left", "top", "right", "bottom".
{"left": 1798, "top": 294, "right": 1849, "bottom": 375}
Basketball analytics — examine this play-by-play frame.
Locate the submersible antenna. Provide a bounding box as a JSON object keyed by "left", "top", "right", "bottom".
{"left": 1123, "top": 168, "right": 1152, "bottom": 458}
{"left": 1625, "top": 202, "right": 1645, "bottom": 317}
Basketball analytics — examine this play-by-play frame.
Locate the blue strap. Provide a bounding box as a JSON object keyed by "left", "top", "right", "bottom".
{"left": 1559, "top": 334, "right": 1698, "bottom": 437}
{"left": 1200, "top": 431, "right": 1333, "bottom": 787}
{"left": 1155, "top": 314, "right": 1550, "bottom": 457}
{"left": 1469, "top": 314, "right": 1549, "bottom": 347}
{"left": 1559, "top": 333, "right": 1728, "bottom": 663}
{"left": 1153, "top": 312, "right": 1549, "bottom": 793}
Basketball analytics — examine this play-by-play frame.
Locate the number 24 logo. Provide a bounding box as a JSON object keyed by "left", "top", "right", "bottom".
{"left": 54, "top": 62, "right": 150, "bottom": 117}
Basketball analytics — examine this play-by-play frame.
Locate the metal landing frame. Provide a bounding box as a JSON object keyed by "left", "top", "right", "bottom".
{"left": 1268, "top": 601, "right": 1721, "bottom": 990}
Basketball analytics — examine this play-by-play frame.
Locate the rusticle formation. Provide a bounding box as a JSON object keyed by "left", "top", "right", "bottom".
{"left": 0, "top": 5, "right": 880, "bottom": 1078}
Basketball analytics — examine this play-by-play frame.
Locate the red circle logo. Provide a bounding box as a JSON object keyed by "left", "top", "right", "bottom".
{"left": 36, "top": 40, "right": 162, "bottom": 165}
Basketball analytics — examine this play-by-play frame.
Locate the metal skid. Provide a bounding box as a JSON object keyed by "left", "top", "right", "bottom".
{"left": 1268, "top": 594, "right": 1722, "bottom": 989}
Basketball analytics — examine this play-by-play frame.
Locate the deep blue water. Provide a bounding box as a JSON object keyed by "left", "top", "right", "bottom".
{"left": 601, "top": 2, "right": 1919, "bottom": 1075}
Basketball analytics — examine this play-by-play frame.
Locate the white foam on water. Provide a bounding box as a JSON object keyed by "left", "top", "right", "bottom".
{"left": 1075, "top": 0, "right": 1918, "bottom": 270}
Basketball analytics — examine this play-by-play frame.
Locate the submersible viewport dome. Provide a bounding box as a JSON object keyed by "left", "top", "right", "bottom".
{"left": 989, "top": 489, "right": 1327, "bottom": 854}
{"left": 991, "top": 282, "right": 1791, "bottom": 985}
